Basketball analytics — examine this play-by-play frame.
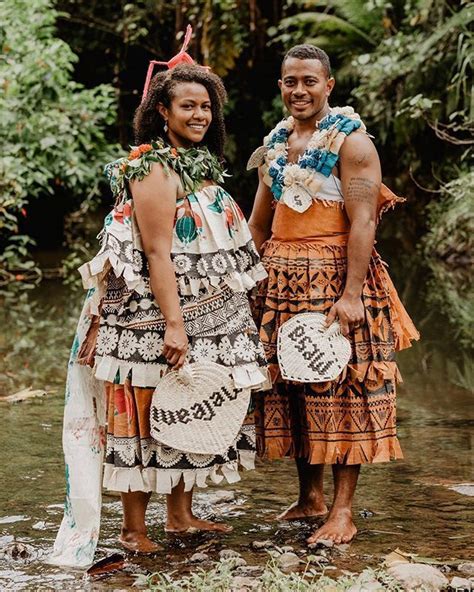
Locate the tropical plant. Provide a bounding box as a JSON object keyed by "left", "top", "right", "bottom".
{"left": 270, "top": 0, "right": 390, "bottom": 82}
{"left": 0, "top": 0, "right": 118, "bottom": 286}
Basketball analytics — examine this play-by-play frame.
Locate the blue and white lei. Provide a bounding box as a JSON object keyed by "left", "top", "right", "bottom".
{"left": 262, "top": 106, "right": 365, "bottom": 212}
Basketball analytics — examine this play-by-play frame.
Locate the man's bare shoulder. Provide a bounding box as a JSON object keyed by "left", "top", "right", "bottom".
{"left": 339, "top": 132, "right": 379, "bottom": 168}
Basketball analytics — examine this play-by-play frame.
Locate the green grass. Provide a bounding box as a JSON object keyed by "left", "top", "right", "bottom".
{"left": 135, "top": 559, "right": 405, "bottom": 591}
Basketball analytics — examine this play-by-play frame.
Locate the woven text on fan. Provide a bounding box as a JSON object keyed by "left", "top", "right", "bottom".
{"left": 152, "top": 386, "right": 242, "bottom": 428}
{"left": 288, "top": 325, "right": 335, "bottom": 375}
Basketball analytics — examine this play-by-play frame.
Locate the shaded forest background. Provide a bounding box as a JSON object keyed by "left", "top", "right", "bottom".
{"left": 0, "top": 0, "right": 472, "bottom": 361}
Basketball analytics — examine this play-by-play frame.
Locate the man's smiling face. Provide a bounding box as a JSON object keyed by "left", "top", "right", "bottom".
{"left": 279, "top": 57, "right": 335, "bottom": 122}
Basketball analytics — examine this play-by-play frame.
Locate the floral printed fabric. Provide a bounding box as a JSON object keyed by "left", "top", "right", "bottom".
{"left": 48, "top": 292, "right": 107, "bottom": 568}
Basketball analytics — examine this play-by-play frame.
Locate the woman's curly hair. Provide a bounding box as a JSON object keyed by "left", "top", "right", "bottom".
{"left": 133, "top": 64, "right": 227, "bottom": 158}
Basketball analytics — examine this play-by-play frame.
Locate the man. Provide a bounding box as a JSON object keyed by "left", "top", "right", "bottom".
{"left": 248, "top": 45, "right": 418, "bottom": 544}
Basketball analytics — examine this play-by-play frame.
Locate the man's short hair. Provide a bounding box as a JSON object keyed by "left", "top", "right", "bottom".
{"left": 282, "top": 45, "right": 332, "bottom": 78}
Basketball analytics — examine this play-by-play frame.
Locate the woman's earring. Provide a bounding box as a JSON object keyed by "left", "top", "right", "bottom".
{"left": 163, "top": 121, "right": 168, "bottom": 133}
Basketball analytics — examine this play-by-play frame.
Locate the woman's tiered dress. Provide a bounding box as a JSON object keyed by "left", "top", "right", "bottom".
{"left": 50, "top": 145, "right": 268, "bottom": 567}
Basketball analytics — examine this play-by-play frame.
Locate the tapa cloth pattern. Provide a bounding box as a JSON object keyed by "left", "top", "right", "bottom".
{"left": 253, "top": 191, "right": 419, "bottom": 465}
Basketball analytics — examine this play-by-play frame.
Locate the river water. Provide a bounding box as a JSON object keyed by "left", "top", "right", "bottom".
{"left": 0, "top": 280, "right": 472, "bottom": 590}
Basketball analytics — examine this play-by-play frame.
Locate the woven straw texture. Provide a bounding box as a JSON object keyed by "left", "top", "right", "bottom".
{"left": 150, "top": 362, "right": 251, "bottom": 455}
{"left": 277, "top": 313, "right": 351, "bottom": 383}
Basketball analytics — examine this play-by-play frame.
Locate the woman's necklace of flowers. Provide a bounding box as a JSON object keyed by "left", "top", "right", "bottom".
{"left": 120, "top": 139, "right": 228, "bottom": 195}
{"left": 265, "top": 107, "right": 363, "bottom": 212}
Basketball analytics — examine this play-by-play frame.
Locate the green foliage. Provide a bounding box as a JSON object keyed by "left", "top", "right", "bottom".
{"left": 272, "top": 0, "right": 389, "bottom": 82}
{"left": 0, "top": 0, "right": 118, "bottom": 285}
{"left": 352, "top": 1, "right": 473, "bottom": 151}
{"left": 183, "top": 0, "right": 249, "bottom": 76}
{"left": 422, "top": 172, "right": 474, "bottom": 348}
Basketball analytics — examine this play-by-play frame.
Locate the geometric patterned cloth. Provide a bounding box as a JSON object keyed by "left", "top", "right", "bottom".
{"left": 252, "top": 195, "right": 419, "bottom": 465}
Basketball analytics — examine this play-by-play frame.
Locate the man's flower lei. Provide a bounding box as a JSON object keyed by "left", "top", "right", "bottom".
{"left": 263, "top": 107, "right": 365, "bottom": 208}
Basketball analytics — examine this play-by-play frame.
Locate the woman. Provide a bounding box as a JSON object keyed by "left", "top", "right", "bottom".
{"left": 51, "top": 63, "right": 268, "bottom": 563}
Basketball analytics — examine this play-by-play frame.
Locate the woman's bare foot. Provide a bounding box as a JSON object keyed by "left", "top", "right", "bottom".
{"left": 166, "top": 515, "right": 232, "bottom": 533}
{"left": 277, "top": 500, "right": 328, "bottom": 521}
{"left": 119, "top": 530, "right": 161, "bottom": 553}
{"left": 307, "top": 508, "right": 357, "bottom": 545}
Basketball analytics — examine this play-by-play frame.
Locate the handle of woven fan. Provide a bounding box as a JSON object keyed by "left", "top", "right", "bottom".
{"left": 324, "top": 322, "right": 341, "bottom": 338}
{"left": 177, "top": 365, "right": 193, "bottom": 386}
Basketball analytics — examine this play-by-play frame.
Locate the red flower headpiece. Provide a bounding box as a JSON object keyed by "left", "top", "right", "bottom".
{"left": 141, "top": 25, "right": 209, "bottom": 102}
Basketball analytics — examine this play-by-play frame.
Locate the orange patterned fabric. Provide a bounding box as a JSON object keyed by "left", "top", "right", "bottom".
{"left": 253, "top": 191, "right": 419, "bottom": 465}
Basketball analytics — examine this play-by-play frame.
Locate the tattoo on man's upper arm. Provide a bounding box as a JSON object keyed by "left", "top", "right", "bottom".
{"left": 345, "top": 177, "right": 379, "bottom": 204}
{"left": 349, "top": 152, "right": 370, "bottom": 166}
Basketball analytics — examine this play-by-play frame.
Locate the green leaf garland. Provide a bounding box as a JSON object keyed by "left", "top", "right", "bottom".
{"left": 121, "top": 139, "right": 228, "bottom": 195}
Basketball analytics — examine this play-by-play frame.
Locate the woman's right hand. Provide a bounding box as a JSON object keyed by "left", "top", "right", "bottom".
{"left": 162, "top": 322, "right": 188, "bottom": 369}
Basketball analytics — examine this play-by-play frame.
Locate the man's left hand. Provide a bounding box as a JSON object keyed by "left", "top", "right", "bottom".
{"left": 325, "top": 295, "right": 365, "bottom": 336}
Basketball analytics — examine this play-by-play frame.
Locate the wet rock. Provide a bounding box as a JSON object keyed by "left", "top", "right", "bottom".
{"left": 230, "top": 558, "right": 248, "bottom": 569}
{"left": 213, "top": 491, "right": 236, "bottom": 504}
{"left": 251, "top": 539, "right": 273, "bottom": 550}
{"left": 388, "top": 563, "right": 449, "bottom": 590}
{"left": 189, "top": 552, "right": 210, "bottom": 563}
{"left": 346, "top": 572, "right": 385, "bottom": 592}
{"left": 219, "top": 549, "right": 241, "bottom": 560}
{"left": 230, "top": 575, "right": 259, "bottom": 591}
{"left": 448, "top": 483, "right": 474, "bottom": 497}
{"left": 307, "top": 554, "right": 330, "bottom": 565}
{"left": 0, "top": 542, "right": 34, "bottom": 560}
{"left": 281, "top": 545, "right": 294, "bottom": 553}
{"left": 359, "top": 509, "right": 374, "bottom": 518}
{"left": 0, "top": 515, "right": 29, "bottom": 525}
{"left": 277, "top": 552, "right": 300, "bottom": 569}
{"left": 234, "top": 565, "right": 264, "bottom": 578}
{"left": 459, "top": 563, "right": 474, "bottom": 576}
{"left": 451, "top": 576, "right": 472, "bottom": 589}
{"left": 308, "top": 538, "right": 334, "bottom": 550}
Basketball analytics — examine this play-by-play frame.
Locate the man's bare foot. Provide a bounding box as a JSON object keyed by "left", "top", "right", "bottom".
{"left": 119, "top": 530, "right": 161, "bottom": 553}
{"left": 307, "top": 508, "right": 357, "bottom": 545}
{"left": 277, "top": 500, "right": 328, "bottom": 521}
{"left": 166, "top": 515, "right": 232, "bottom": 534}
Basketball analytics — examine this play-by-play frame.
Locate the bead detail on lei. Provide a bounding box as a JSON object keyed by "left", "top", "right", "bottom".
{"left": 262, "top": 106, "right": 366, "bottom": 213}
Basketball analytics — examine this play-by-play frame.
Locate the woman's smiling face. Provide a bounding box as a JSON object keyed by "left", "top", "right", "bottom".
{"left": 158, "top": 82, "right": 212, "bottom": 148}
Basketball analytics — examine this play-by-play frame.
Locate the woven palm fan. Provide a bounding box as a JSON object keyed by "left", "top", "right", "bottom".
{"left": 150, "top": 362, "right": 251, "bottom": 455}
{"left": 277, "top": 313, "right": 352, "bottom": 383}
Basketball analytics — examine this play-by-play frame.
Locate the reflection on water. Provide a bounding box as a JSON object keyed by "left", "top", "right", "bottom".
{"left": 0, "top": 282, "right": 472, "bottom": 590}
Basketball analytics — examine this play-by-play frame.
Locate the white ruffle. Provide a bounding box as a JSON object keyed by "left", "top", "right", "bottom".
{"left": 79, "top": 251, "right": 146, "bottom": 315}
{"left": 177, "top": 263, "right": 268, "bottom": 297}
{"left": 79, "top": 246, "right": 267, "bottom": 316}
{"left": 94, "top": 355, "right": 270, "bottom": 390}
{"left": 103, "top": 450, "right": 255, "bottom": 494}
